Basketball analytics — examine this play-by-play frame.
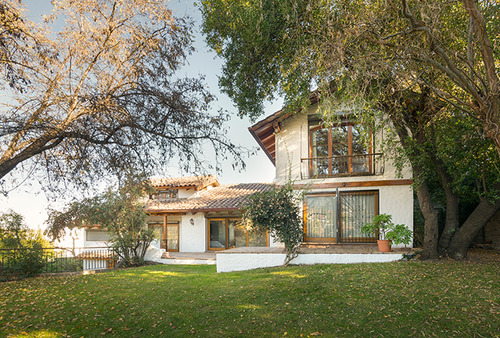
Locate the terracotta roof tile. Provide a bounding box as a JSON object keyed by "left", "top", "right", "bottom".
{"left": 150, "top": 175, "right": 219, "bottom": 189}
{"left": 145, "top": 183, "right": 274, "bottom": 213}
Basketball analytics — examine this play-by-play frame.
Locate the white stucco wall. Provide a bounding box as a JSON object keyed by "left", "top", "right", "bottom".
{"left": 271, "top": 105, "right": 414, "bottom": 246}
{"left": 274, "top": 105, "right": 412, "bottom": 185}
{"left": 179, "top": 213, "right": 206, "bottom": 252}
{"left": 178, "top": 188, "right": 196, "bottom": 199}
{"left": 216, "top": 252, "right": 405, "bottom": 273}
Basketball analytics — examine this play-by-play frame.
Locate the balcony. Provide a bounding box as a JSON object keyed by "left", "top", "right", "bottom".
{"left": 300, "top": 153, "right": 383, "bottom": 179}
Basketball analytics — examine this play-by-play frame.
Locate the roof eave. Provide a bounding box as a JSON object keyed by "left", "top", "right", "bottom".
{"left": 146, "top": 207, "right": 242, "bottom": 214}
{"left": 248, "top": 126, "right": 276, "bottom": 166}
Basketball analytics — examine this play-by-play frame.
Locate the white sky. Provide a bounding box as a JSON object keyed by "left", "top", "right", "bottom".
{"left": 0, "top": 0, "right": 279, "bottom": 229}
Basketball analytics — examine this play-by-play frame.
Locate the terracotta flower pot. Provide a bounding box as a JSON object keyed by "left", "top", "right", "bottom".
{"left": 377, "top": 239, "right": 392, "bottom": 252}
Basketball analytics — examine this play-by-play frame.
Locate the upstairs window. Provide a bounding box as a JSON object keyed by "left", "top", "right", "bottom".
{"left": 309, "top": 122, "right": 373, "bottom": 177}
{"left": 150, "top": 189, "right": 178, "bottom": 200}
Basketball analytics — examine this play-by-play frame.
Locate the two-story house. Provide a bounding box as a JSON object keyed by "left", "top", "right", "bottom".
{"left": 249, "top": 98, "right": 414, "bottom": 247}
{"left": 81, "top": 100, "right": 413, "bottom": 255}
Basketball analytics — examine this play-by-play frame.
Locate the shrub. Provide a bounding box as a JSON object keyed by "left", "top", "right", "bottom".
{"left": 243, "top": 183, "right": 303, "bottom": 266}
{"left": 47, "top": 180, "right": 155, "bottom": 267}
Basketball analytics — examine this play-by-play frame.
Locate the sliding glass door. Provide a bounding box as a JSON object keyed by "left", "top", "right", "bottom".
{"left": 304, "top": 191, "right": 378, "bottom": 243}
{"left": 208, "top": 219, "right": 268, "bottom": 250}
{"left": 340, "top": 191, "right": 377, "bottom": 242}
{"left": 304, "top": 194, "right": 338, "bottom": 242}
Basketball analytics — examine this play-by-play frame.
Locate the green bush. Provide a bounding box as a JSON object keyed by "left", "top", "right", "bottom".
{"left": 361, "top": 213, "right": 412, "bottom": 245}
{"left": 1, "top": 211, "right": 52, "bottom": 279}
{"left": 243, "top": 183, "right": 303, "bottom": 266}
{"left": 3, "top": 245, "right": 45, "bottom": 278}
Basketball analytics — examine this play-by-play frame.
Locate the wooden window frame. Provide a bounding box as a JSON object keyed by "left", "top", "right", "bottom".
{"left": 309, "top": 122, "right": 373, "bottom": 177}
{"left": 150, "top": 189, "right": 178, "bottom": 200}
{"left": 303, "top": 190, "right": 379, "bottom": 243}
{"left": 165, "top": 223, "right": 179, "bottom": 252}
{"left": 207, "top": 218, "right": 269, "bottom": 251}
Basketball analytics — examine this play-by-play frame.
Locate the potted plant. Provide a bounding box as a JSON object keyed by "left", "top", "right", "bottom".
{"left": 361, "top": 214, "right": 412, "bottom": 252}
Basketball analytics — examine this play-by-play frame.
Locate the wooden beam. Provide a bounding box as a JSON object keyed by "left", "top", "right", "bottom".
{"left": 162, "top": 214, "right": 168, "bottom": 250}
{"left": 292, "top": 179, "right": 414, "bottom": 189}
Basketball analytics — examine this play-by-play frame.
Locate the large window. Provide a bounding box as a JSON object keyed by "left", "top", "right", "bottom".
{"left": 309, "top": 122, "right": 373, "bottom": 177}
{"left": 304, "top": 191, "right": 378, "bottom": 243}
{"left": 85, "top": 229, "right": 110, "bottom": 242}
{"left": 208, "top": 219, "right": 268, "bottom": 250}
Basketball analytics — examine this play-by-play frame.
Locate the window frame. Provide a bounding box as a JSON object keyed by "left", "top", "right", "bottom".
{"left": 303, "top": 190, "right": 379, "bottom": 243}
{"left": 150, "top": 189, "right": 178, "bottom": 200}
{"left": 309, "top": 122, "right": 374, "bottom": 177}
{"left": 85, "top": 229, "right": 110, "bottom": 242}
{"left": 206, "top": 218, "right": 269, "bottom": 251}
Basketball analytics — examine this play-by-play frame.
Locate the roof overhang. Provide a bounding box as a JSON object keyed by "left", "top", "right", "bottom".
{"left": 248, "top": 92, "right": 321, "bottom": 165}
{"left": 147, "top": 207, "right": 241, "bottom": 214}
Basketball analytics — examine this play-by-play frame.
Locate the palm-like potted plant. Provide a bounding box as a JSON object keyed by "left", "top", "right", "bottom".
{"left": 361, "top": 214, "right": 412, "bottom": 252}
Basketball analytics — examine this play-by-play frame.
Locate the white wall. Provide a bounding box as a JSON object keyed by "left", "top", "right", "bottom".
{"left": 179, "top": 212, "right": 206, "bottom": 252}
{"left": 378, "top": 185, "right": 414, "bottom": 247}
{"left": 274, "top": 105, "right": 412, "bottom": 185}
{"left": 178, "top": 188, "right": 196, "bottom": 199}
{"left": 301, "top": 185, "right": 413, "bottom": 247}
{"left": 216, "top": 252, "right": 405, "bottom": 273}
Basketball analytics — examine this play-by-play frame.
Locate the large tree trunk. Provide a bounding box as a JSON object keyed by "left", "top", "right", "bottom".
{"left": 431, "top": 158, "right": 460, "bottom": 255}
{"left": 415, "top": 177, "right": 440, "bottom": 259}
{"left": 447, "top": 191, "right": 500, "bottom": 259}
{"left": 386, "top": 91, "right": 442, "bottom": 259}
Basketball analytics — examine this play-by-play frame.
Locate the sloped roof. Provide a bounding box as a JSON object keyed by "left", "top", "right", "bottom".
{"left": 248, "top": 92, "right": 320, "bottom": 165}
{"left": 150, "top": 175, "right": 219, "bottom": 190}
{"left": 145, "top": 183, "right": 274, "bottom": 213}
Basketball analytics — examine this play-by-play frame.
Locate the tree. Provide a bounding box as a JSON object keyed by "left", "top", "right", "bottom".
{"left": 0, "top": 0, "right": 243, "bottom": 193}
{"left": 0, "top": 210, "right": 51, "bottom": 249}
{"left": 201, "top": 0, "right": 499, "bottom": 156}
{"left": 46, "top": 180, "right": 155, "bottom": 267}
{"left": 201, "top": 0, "right": 500, "bottom": 259}
{"left": 243, "top": 183, "right": 303, "bottom": 266}
{"left": 0, "top": 210, "right": 51, "bottom": 277}
{"left": 0, "top": 0, "right": 35, "bottom": 91}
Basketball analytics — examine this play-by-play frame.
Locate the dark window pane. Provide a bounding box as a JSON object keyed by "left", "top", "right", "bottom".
{"left": 209, "top": 220, "right": 226, "bottom": 249}
{"left": 166, "top": 225, "right": 178, "bottom": 250}
{"left": 331, "top": 125, "right": 349, "bottom": 156}
{"left": 351, "top": 125, "right": 368, "bottom": 155}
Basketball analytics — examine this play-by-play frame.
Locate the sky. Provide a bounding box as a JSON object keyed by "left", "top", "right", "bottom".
{"left": 0, "top": 0, "right": 280, "bottom": 229}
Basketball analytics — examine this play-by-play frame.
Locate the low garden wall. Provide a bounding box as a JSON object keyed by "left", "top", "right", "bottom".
{"left": 216, "top": 248, "right": 404, "bottom": 273}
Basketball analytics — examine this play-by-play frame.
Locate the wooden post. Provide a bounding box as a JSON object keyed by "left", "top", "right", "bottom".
{"left": 162, "top": 214, "right": 168, "bottom": 250}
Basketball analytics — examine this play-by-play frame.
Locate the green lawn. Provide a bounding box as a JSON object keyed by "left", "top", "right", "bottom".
{"left": 1, "top": 253, "right": 499, "bottom": 337}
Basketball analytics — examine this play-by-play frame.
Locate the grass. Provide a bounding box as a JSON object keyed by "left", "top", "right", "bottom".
{"left": 1, "top": 252, "right": 499, "bottom": 337}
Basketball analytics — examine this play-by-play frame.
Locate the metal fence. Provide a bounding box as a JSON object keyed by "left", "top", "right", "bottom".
{"left": 0, "top": 247, "right": 117, "bottom": 278}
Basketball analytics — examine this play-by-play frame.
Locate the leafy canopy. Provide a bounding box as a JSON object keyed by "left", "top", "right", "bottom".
{"left": 47, "top": 180, "right": 155, "bottom": 267}
{"left": 0, "top": 0, "right": 243, "bottom": 193}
